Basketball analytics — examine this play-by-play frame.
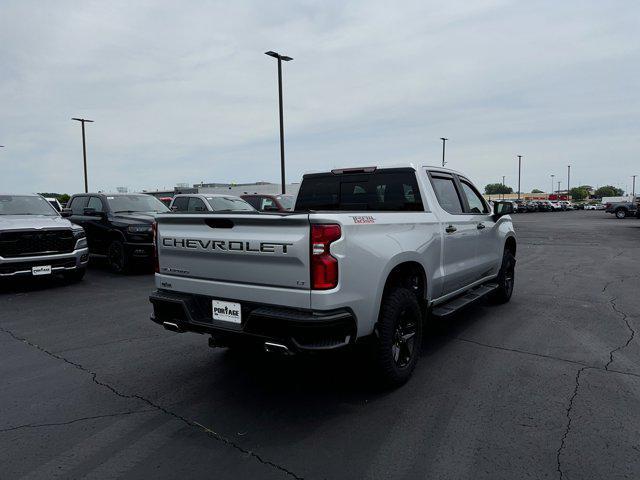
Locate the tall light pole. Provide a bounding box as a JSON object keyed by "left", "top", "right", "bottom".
{"left": 440, "top": 138, "right": 448, "bottom": 167}
{"left": 550, "top": 174, "right": 555, "bottom": 198}
{"left": 567, "top": 165, "right": 571, "bottom": 196}
{"left": 72, "top": 118, "right": 94, "bottom": 193}
{"left": 517, "top": 155, "right": 522, "bottom": 200}
{"left": 502, "top": 175, "right": 506, "bottom": 200}
{"left": 265, "top": 51, "right": 293, "bottom": 194}
{"left": 632, "top": 175, "right": 637, "bottom": 199}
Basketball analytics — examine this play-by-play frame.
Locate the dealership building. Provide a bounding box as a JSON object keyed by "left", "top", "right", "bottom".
{"left": 142, "top": 181, "right": 301, "bottom": 200}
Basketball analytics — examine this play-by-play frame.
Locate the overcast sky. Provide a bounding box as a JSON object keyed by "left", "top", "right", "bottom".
{"left": 1, "top": 0, "right": 638, "bottom": 195}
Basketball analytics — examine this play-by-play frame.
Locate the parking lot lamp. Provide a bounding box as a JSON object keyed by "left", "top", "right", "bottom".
{"left": 440, "top": 138, "right": 448, "bottom": 167}
{"left": 632, "top": 175, "right": 637, "bottom": 198}
{"left": 567, "top": 165, "right": 571, "bottom": 196}
{"left": 517, "top": 155, "right": 522, "bottom": 200}
{"left": 265, "top": 51, "right": 293, "bottom": 195}
{"left": 502, "top": 175, "right": 506, "bottom": 200}
{"left": 550, "top": 174, "right": 555, "bottom": 197}
{"left": 72, "top": 118, "right": 94, "bottom": 193}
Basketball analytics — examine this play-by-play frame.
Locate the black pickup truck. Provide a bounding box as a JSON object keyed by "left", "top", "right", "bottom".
{"left": 63, "top": 193, "right": 169, "bottom": 272}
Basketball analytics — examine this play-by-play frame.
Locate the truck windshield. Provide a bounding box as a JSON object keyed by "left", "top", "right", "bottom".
{"left": 207, "top": 197, "right": 255, "bottom": 212}
{"left": 0, "top": 195, "right": 58, "bottom": 216}
{"left": 108, "top": 195, "right": 170, "bottom": 213}
{"left": 295, "top": 169, "right": 423, "bottom": 211}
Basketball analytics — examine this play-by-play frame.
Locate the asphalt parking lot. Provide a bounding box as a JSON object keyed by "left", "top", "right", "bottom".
{"left": 1, "top": 211, "right": 639, "bottom": 480}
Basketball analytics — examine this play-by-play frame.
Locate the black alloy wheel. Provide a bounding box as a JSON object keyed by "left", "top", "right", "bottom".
{"left": 392, "top": 306, "right": 418, "bottom": 368}
{"left": 489, "top": 249, "right": 516, "bottom": 304}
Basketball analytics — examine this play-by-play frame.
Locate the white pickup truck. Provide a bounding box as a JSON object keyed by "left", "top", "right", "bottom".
{"left": 150, "top": 165, "right": 516, "bottom": 386}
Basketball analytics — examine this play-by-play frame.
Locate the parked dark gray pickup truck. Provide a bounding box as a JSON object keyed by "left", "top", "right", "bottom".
{"left": 605, "top": 201, "right": 638, "bottom": 219}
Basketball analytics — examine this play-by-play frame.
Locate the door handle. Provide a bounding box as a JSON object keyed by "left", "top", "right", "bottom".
{"left": 445, "top": 225, "right": 457, "bottom": 233}
{"left": 477, "top": 222, "right": 486, "bottom": 230}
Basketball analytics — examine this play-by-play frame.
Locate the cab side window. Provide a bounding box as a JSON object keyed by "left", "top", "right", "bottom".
{"left": 69, "top": 196, "right": 89, "bottom": 215}
{"left": 430, "top": 175, "right": 464, "bottom": 214}
{"left": 171, "top": 197, "right": 189, "bottom": 212}
{"left": 460, "top": 180, "right": 489, "bottom": 214}
{"left": 87, "top": 196, "right": 104, "bottom": 212}
{"left": 187, "top": 197, "right": 207, "bottom": 212}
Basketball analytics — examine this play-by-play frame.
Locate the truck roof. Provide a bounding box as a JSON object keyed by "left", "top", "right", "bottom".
{"left": 172, "top": 193, "right": 241, "bottom": 198}
{"left": 302, "top": 164, "right": 467, "bottom": 177}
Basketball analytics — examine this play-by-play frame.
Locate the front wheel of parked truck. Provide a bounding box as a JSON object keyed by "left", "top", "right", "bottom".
{"left": 107, "top": 240, "right": 130, "bottom": 274}
{"left": 488, "top": 249, "right": 515, "bottom": 304}
{"left": 370, "top": 287, "right": 423, "bottom": 388}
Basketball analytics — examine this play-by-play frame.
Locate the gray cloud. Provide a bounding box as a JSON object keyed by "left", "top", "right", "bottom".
{"left": 1, "top": 0, "right": 638, "bottom": 194}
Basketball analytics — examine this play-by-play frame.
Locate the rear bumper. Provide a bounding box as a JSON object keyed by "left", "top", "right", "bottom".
{"left": 0, "top": 248, "right": 89, "bottom": 277}
{"left": 149, "top": 289, "right": 356, "bottom": 352}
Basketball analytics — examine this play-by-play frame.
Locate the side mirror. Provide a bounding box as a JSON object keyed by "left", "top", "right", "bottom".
{"left": 61, "top": 208, "right": 72, "bottom": 218}
{"left": 493, "top": 201, "right": 514, "bottom": 218}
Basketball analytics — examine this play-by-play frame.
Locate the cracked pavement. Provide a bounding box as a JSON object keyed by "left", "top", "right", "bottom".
{"left": 1, "top": 211, "right": 639, "bottom": 479}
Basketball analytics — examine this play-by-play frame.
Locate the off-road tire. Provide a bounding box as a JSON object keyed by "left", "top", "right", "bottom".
{"left": 488, "top": 249, "right": 515, "bottom": 304}
{"left": 371, "top": 288, "right": 423, "bottom": 388}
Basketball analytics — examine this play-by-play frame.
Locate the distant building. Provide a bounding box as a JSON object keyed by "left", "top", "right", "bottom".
{"left": 140, "top": 182, "right": 300, "bottom": 200}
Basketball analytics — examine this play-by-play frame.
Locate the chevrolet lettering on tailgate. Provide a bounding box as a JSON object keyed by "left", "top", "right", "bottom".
{"left": 162, "top": 237, "right": 293, "bottom": 254}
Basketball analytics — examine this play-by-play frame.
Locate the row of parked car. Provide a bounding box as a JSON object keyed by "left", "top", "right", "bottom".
{"left": 492, "top": 199, "right": 588, "bottom": 213}
{"left": 0, "top": 191, "right": 296, "bottom": 280}
{"left": 494, "top": 198, "right": 640, "bottom": 219}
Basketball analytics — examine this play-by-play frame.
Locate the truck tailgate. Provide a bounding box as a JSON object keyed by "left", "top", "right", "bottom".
{"left": 156, "top": 213, "right": 311, "bottom": 290}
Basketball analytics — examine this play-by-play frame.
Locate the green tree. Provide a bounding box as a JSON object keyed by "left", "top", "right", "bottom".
{"left": 569, "top": 187, "right": 589, "bottom": 201}
{"left": 594, "top": 185, "right": 624, "bottom": 198}
{"left": 484, "top": 183, "right": 513, "bottom": 195}
{"left": 38, "top": 192, "right": 70, "bottom": 203}
{"left": 531, "top": 189, "right": 544, "bottom": 193}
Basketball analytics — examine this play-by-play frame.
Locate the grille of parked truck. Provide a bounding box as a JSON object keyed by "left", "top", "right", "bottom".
{"left": 149, "top": 165, "right": 517, "bottom": 387}
{"left": 0, "top": 194, "right": 88, "bottom": 280}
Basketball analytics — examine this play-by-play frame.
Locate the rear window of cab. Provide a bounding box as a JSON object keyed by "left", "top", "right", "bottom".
{"left": 295, "top": 169, "right": 423, "bottom": 212}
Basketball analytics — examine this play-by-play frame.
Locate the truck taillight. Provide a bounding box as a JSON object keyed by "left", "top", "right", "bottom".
{"left": 152, "top": 221, "right": 159, "bottom": 273}
{"left": 311, "top": 224, "right": 341, "bottom": 290}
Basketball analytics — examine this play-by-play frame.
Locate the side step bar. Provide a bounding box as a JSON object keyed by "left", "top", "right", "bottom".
{"left": 431, "top": 283, "right": 499, "bottom": 318}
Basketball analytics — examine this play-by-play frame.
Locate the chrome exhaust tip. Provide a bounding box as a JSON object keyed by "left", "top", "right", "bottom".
{"left": 162, "top": 321, "right": 182, "bottom": 333}
{"left": 264, "top": 341, "right": 292, "bottom": 355}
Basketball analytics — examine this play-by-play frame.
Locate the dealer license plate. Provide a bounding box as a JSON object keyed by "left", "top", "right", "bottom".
{"left": 32, "top": 265, "right": 52, "bottom": 276}
{"left": 211, "top": 300, "right": 241, "bottom": 324}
